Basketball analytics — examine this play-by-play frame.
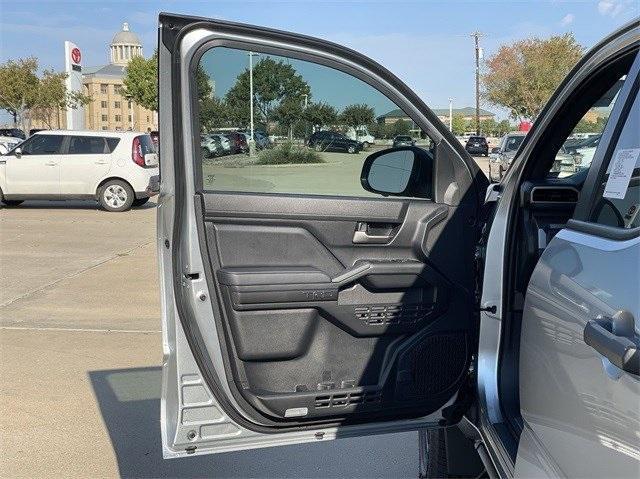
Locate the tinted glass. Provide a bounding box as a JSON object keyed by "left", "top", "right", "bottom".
{"left": 136, "top": 135, "right": 156, "bottom": 154}
{"left": 106, "top": 138, "right": 120, "bottom": 152}
{"left": 590, "top": 89, "right": 640, "bottom": 229}
{"left": 194, "top": 47, "right": 430, "bottom": 197}
{"left": 68, "top": 136, "right": 108, "bottom": 154}
{"left": 504, "top": 135, "right": 524, "bottom": 152}
{"left": 20, "top": 135, "right": 63, "bottom": 155}
{"left": 549, "top": 74, "right": 626, "bottom": 178}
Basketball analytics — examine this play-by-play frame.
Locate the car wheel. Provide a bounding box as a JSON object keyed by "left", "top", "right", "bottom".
{"left": 2, "top": 199, "right": 24, "bottom": 207}
{"left": 201, "top": 147, "right": 211, "bottom": 158}
{"left": 99, "top": 179, "right": 134, "bottom": 212}
{"left": 132, "top": 197, "right": 150, "bottom": 207}
{"left": 347, "top": 145, "right": 356, "bottom": 154}
{"left": 362, "top": 141, "right": 369, "bottom": 149}
{"left": 314, "top": 143, "right": 323, "bottom": 152}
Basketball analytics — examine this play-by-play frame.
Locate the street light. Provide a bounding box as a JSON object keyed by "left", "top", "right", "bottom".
{"left": 248, "top": 51, "right": 260, "bottom": 156}
{"left": 448, "top": 98, "right": 453, "bottom": 132}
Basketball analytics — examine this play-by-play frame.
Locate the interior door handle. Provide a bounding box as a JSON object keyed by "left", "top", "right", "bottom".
{"left": 352, "top": 222, "right": 393, "bottom": 244}
{"left": 584, "top": 311, "right": 639, "bottom": 375}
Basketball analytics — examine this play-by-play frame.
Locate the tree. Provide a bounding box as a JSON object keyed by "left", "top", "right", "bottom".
{"left": 225, "top": 57, "right": 310, "bottom": 128}
{"left": 573, "top": 116, "right": 607, "bottom": 134}
{"left": 32, "top": 70, "right": 91, "bottom": 129}
{"left": 390, "top": 119, "right": 411, "bottom": 137}
{"left": 273, "top": 98, "right": 304, "bottom": 140}
{"left": 496, "top": 119, "right": 513, "bottom": 136}
{"left": 480, "top": 118, "right": 498, "bottom": 136}
{"left": 304, "top": 102, "right": 338, "bottom": 130}
{"left": 123, "top": 53, "right": 158, "bottom": 111}
{"left": 340, "top": 104, "right": 375, "bottom": 129}
{"left": 482, "top": 33, "right": 583, "bottom": 121}
{"left": 451, "top": 114, "right": 468, "bottom": 135}
{"left": 0, "top": 57, "right": 39, "bottom": 130}
{"left": 199, "top": 96, "right": 228, "bottom": 131}
{"left": 0, "top": 57, "right": 91, "bottom": 133}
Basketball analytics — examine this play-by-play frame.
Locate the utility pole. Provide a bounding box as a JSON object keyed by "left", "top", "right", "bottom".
{"left": 471, "top": 31, "right": 483, "bottom": 135}
{"left": 448, "top": 98, "right": 453, "bottom": 132}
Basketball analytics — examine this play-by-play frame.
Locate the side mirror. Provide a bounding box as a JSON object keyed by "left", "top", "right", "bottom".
{"left": 491, "top": 147, "right": 500, "bottom": 154}
{"left": 361, "top": 147, "right": 430, "bottom": 197}
{"left": 14, "top": 147, "right": 22, "bottom": 158}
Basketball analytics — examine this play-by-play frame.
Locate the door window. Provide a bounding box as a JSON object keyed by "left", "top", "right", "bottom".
{"left": 68, "top": 136, "right": 109, "bottom": 154}
{"left": 548, "top": 76, "right": 626, "bottom": 178}
{"left": 589, "top": 88, "right": 640, "bottom": 229}
{"left": 19, "top": 135, "right": 64, "bottom": 155}
{"left": 194, "top": 47, "right": 430, "bottom": 198}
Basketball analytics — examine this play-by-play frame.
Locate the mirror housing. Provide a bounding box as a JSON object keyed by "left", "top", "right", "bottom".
{"left": 13, "top": 147, "right": 22, "bottom": 158}
{"left": 360, "top": 146, "right": 432, "bottom": 198}
{"left": 491, "top": 147, "right": 500, "bottom": 154}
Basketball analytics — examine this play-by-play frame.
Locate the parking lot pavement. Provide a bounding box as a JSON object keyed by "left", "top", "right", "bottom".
{"left": 0, "top": 200, "right": 418, "bottom": 479}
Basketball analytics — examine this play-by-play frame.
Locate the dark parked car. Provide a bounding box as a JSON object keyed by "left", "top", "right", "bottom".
{"left": 224, "top": 132, "right": 249, "bottom": 154}
{"left": 465, "top": 136, "right": 489, "bottom": 156}
{"left": 488, "top": 132, "right": 526, "bottom": 181}
{"left": 0, "top": 128, "right": 26, "bottom": 140}
{"left": 307, "top": 131, "right": 361, "bottom": 153}
{"left": 392, "top": 135, "right": 415, "bottom": 147}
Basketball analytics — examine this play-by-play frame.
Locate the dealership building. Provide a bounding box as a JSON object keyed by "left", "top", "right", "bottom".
{"left": 31, "top": 23, "right": 157, "bottom": 132}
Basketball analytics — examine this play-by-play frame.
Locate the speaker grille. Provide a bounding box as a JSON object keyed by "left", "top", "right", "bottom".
{"left": 408, "top": 333, "right": 468, "bottom": 396}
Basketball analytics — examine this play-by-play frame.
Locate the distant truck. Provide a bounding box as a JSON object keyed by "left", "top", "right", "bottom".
{"left": 345, "top": 126, "right": 375, "bottom": 148}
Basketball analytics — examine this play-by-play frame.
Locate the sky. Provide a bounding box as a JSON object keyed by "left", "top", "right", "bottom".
{"left": 0, "top": 0, "right": 638, "bottom": 124}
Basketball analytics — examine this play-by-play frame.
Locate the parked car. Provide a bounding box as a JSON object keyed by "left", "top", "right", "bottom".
{"left": 307, "top": 130, "right": 362, "bottom": 153}
{"left": 392, "top": 135, "right": 415, "bottom": 147}
{"left": 201, "top": 134, "right": 225, "bottom": 158}
{"left": 150, "top": 130, "right": 160, "bottom": 149}
{"left": 487, "top": 131, "right": 527, "bottom": 181}
{"left": 157, "top": 14, "right": 640, "bottom": 479}
{"left": 0, "top": 136, "right": 22, "bottom": 155}
{"left": 29, "top": 128, "right": 47, "bottom": 137}
{"left": 465, "top": 135, "right": 489, "bottom": 156}
{"left": 0, "top": 130, "right": 159, "bottom": 212}
{"left": 563, "top": 133, "right": 602, "bottom": 172}
{"left": 0, "top": 128, "right": 25, "bottom": 140}
{"left": 224, "top": 132, "right": 249, "bottom": 154}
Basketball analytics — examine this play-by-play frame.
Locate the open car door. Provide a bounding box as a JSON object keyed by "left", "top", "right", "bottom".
{"left": 158, "top": 12, "right": 489, "bottom": 457}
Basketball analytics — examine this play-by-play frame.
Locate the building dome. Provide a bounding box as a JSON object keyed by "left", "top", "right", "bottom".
{"left": 110, "top": 22, "right": 143, "bottom": 65}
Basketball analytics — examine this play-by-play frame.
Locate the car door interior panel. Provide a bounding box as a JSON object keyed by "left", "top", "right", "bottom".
{"left": 198, "top": 190, "right": 478, "bottom": 422}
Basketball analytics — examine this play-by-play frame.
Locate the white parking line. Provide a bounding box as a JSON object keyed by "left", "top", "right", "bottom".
{"left": 0, "top": 326, "right": 161, "bottom": 333}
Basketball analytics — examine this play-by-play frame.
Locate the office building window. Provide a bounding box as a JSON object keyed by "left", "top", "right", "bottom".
{"left": 115, "top": 115, "right": 122, "bottom": 122}
{"left": 100, "top": 84, "right": 108, "bottom": 94}
{"left": 101, "top": 101, "right": 107, "bottom": 108}
{"left": 101, "top": 114, "right": 108, "bottom": 122}
{"left": 114, "top": 101, "right": 121, "bottom": 109}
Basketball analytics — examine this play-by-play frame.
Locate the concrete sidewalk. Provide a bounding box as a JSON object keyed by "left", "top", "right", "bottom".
{"left": 0, "top": 200, "right": 418, "bottom": 478}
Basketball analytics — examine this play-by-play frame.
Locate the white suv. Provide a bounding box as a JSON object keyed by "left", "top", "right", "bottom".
{"left": 0, "top": 130, "right": 159, "bottom": 212}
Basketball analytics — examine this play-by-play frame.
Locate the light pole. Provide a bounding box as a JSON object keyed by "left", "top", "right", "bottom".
{"left": 302, "top": 94, "right": 308, "bottom": 145}
{"left": 448, "top": 98, "right": 453, "bottom": 132}
{"left": 248, "top": 51, "right": 259, "bottom": 156}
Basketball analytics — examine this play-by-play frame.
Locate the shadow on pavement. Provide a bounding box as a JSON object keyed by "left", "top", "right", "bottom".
{"left": 89, "top": 367, "right": 417, "bottom": 478}
{"left": 3, "top": 199, "right": 157, "bottom": 210}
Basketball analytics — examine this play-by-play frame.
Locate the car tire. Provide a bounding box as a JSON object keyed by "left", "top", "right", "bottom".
{"left": 314, "top": 143, "right": 323, "bottom": 152}
{"left": 347, "top": 145, "right": 356, "bottom": 154}
{"left": 99, "top": 179, "right": 134, "bottom": 212}
{"left": 201, "top": 147, "right": 212, "bottom": 158}
{"left": 132, "top": 197, "right": 150, "bottom": 207}
{"left": 2, "top": 199, "right": 24, "bottom": 207}
{"left": 362, "top": 141, "right": 369, "bottom": 149}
